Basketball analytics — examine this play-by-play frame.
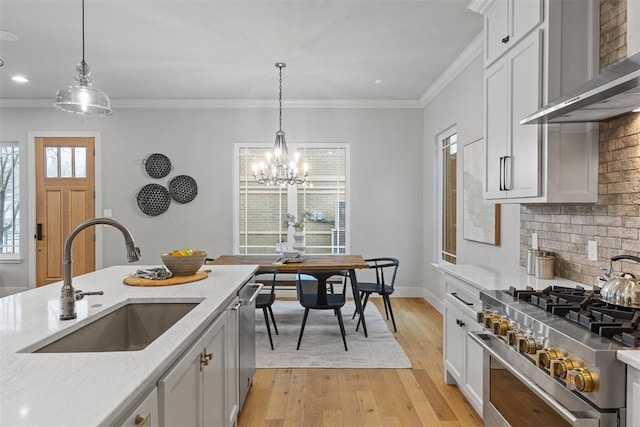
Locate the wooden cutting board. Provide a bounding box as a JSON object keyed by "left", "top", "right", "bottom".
{"left": 123, "top": 270, "right": 208, "bottom": 287}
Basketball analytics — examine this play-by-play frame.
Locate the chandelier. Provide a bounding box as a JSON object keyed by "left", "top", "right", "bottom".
{"left": 54, "top": 0, "right": 113, "bottom": 116}
{"left": 253, "top": 62, "right": 308, "bottom": 185}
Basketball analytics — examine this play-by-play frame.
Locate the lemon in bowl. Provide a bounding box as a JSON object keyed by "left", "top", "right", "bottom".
{"left": 161, "top": 249, "right": 207, "bottom": 276}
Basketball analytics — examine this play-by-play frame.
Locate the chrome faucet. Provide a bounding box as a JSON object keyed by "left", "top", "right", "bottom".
{"left": 60, "top": 218, "right": 141, "bottom": 320}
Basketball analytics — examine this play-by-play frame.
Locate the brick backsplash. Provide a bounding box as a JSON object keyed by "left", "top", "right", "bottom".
{"left": 519, "top": 0, "right": 640, "bottom": 285}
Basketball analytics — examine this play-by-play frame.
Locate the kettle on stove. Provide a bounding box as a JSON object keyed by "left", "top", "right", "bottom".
{"left": 600, "top": 255, "right": 640, "bottom": 308}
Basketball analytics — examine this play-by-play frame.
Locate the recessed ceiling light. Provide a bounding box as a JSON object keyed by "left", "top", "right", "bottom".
{"left": 374, "top": 79, "right": 383, "bottom": 85}
{"left": 11, "top": 75, "right": 28, "bottom": 83}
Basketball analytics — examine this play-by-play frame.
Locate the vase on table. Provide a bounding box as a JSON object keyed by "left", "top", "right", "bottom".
{"left": 293, "top": 231, "right": 305, "bottom": 255}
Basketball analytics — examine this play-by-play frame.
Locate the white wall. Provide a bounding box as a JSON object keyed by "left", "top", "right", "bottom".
{"left": 0, "top": 106, "right": 424, "bottom": 296}
{"left": 422, "top": 53, "right": 521, "bottom": 310}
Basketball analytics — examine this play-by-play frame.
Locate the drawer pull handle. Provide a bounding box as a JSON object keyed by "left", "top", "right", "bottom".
{"left": 200, "top": 348, "right": 213, "bottom": 368}
{"left": 451, "top": 292, "right": 473, "bottom": 306}
{"left": 134, "top": 415, "right": 147, "bottom": 427}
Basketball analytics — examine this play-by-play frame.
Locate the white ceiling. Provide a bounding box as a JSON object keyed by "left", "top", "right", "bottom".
{"left": 0, "top": 0, "right": 483, "bottom": 103}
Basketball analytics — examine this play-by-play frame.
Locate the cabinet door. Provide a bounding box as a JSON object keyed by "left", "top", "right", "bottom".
{"left": 484, "top": 58, "right": 509, "bottom": 199}
{"left": 507, "top": 29, "right": 541, "bottom": 198}
{"left": 443, "top": 300, "right": 464, "bottom": 385}
{"left": 202, "top": 313, "right": 228, "bottom": 427}
{"left": 159, "top": 331, "right": 204, "bottom": 427}
{"left": 463, "top": 314, "right": 483, "bottom": 417}
{"left": 121, "top": 388, "right": 159, "bottom": 427}
{"left": 511, "top": 0, "right": 542, "bottom": 44}
{"left": 484, "top": 0, "right": 509, "bottom": 66}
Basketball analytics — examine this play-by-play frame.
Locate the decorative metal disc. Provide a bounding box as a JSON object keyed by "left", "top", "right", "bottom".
{"left": 136, "top": 183, "right": 171, "bottom": 216}
{"left": 168, "top": 175, "right": 198, "bottom": 204}
{"left": 142, "top": 153, "right": 173, "bottom": 179}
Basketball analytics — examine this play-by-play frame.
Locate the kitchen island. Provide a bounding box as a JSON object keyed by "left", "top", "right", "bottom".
{"left": 0, "top": 264, "right": 257, "bottom": 426}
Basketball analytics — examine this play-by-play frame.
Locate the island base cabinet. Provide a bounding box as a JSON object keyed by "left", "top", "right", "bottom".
{"left": 159, "top": 308, "right": 233, "bottom": 427}
{"left": 121, "top": 387, "right": 159, "bottom": 427}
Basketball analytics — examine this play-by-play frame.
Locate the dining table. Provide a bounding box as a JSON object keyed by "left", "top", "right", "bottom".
{"left": 208, "top": 254, "right": 372, "bottom": 337}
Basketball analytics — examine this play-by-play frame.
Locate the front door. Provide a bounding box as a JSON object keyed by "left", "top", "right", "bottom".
{"left": 35, "top": 137, "right": 95, "bottom": 287}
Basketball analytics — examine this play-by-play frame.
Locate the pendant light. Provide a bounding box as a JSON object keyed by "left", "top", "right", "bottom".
{"left": 253, "top": 62, "right": 308, "bottom": 185}
{"left": 54, "top": 0, "right": 113, "bottom": 116}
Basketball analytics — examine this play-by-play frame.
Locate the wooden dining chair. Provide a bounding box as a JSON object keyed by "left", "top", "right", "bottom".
{"left": 295, "top": 270, "right": 349, "bottom": 351}
{"left": 254, "top": 270, "right": 279, "bottom": 350}
{"left": 353, "top": 258, "right": 399, "bottom": 332}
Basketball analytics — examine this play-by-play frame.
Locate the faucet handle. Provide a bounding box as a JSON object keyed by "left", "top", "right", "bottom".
{"left": 75, "top": 290, "right": 104, "bottom": 300}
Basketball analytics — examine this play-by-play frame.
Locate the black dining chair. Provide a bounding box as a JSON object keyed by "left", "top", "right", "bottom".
{"left": 353, "top": 258, "right": 399, "bottom": 332}
{"left": 296, "top": 270, "right": 349, "bottom": 351}
{"left": 254, "top": 270, "right": 279, "bottom": 350}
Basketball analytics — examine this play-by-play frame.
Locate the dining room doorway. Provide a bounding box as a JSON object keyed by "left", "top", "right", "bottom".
{"left": 29, "top": 132, "right": 103, "bottom": 288}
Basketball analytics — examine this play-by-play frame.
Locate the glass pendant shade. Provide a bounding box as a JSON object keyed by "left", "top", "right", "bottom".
{"left": 55, "top": 61, "right": 113, "bottom": 116}
{"left": 54, "top": 0, "right": 112, "bottom": 116}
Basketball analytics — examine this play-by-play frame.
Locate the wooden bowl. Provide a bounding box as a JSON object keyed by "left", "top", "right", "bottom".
{"left": 161, "top": 250, "right": 207, "bottom": 276}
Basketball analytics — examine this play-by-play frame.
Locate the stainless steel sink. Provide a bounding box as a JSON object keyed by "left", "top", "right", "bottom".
{"left": 34, "top": 302, "right": 199, "bottom": 353}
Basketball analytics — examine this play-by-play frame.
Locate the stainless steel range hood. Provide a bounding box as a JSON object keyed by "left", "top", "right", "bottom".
{"left": 521, "top": 52, "right": 640, "bottom": 124}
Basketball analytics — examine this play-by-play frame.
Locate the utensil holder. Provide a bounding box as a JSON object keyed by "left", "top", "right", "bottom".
{"left": 527, "top": 249, "right": 542, "bottom": 275}
{"left": 535, "top": 253, "right": 555, "bottom": 279}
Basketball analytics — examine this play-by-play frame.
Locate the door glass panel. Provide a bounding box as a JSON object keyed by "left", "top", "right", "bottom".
{"left": 60, "top": 147, "right": 72, "bottom": 177}
{"left": 74, "top": 147, "right": 87, "bottom": 177}
{"left": 46, "top": 147, "right": 58, "bottom": 178}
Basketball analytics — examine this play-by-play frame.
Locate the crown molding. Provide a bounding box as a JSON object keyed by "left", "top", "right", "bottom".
{"left": 0, "top": 98, "right": 422, "bottom": 110}
{"left": 419, "top": 32, "right": 483, "bottom": 107}
{"left": 467, "top": 0, "right": 495, "bottom": 15}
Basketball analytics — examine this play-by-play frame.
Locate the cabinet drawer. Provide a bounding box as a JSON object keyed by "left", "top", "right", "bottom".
{"left": 444, "top": 276, "right": 481, "bottom": 317}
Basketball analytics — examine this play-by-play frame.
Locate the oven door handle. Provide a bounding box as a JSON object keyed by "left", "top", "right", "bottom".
{"left": 469, "top": 332, "right": 600, "bottom": 427}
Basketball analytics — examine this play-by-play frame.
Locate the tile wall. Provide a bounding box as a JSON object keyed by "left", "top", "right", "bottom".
{"left": 520, "top": 0, "right": 640, "bottom": 285}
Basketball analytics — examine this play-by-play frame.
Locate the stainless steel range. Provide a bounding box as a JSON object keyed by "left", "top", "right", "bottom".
{"left": 470, "top": 285, "right": 638, "bottom": 427}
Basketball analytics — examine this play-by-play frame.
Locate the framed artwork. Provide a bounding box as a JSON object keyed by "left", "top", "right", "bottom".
{"left": 463, "top": 138, "right": 500, "bottom": 245}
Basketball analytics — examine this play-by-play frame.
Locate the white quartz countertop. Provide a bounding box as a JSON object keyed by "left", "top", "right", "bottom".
{"left": 0, "top": 264, "right": 257, "bottom": 427}
{"left": 432, "top": 263, "right": 595, "bottom": 292}
{"left": 617, "top": 350, "right": 640, "bottom": 370}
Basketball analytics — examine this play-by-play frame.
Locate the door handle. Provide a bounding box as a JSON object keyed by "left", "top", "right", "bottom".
{"left": 501, "top": 35, "right": 510, "bottom": 44}
{"left": 35, "top": 223, "right": 44, "bottom": 240}
{"left": 499, "top": 157, "right": 504, "bottom": 191}
{"left": 503, "top": 156, "right": 511, "bottom": 191}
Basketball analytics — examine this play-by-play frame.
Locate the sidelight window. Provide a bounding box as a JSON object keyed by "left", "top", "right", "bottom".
{"left": 0, "top": 142, "right": 20, "bottom": 258}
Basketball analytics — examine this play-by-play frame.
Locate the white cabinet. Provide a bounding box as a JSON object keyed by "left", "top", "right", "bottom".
{"left": 225, "top": 301, "right": 240, "bottom": 427}
{"left": 121, "top": 388, "right": 159, "bottom": 427}
{"left": 484, "top": 0, "right": 542, "bottom": 66}
{"left": 159, "top": 301, "right": 239, "bottom": 427}
{"left": 481, "top": 0, "right": 599, "bottom": 203}
{"left": 443, "top": 276, "right": 483, "bottom": 416}
{"left": 628, "top": 366, "right": 640, "bottom": 427}
{"left": 485, "top": 29, "right": 541, "bottom": 199}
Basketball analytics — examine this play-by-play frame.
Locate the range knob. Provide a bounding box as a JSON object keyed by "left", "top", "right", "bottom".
{"left": 492, "top": 317, "right": 511, "bottom": 336}
{"left": 568, "top": 368, "right": 597, "bottom": 392}
{"left": 506, "top": 329, "right": 527, "bottom": 347}
{"left": 483, "top": 311, "right": 499, "bottom": 328}
{"left": 550, "top": 358, "right": 577, "bottom": 380}
{"left": 517, "top": 336, "right": 543, "bottom": 354}
{"left": 536, "top": 347, "right": 562, "bottom": 369}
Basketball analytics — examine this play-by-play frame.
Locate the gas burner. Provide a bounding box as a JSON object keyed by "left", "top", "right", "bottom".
{"left": 505, "top": 285, "right": 640, "bottom": 348}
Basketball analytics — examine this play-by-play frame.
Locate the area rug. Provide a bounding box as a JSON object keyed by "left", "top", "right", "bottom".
{"left": 255, "top": 300, "right": 412, "bottom": 369}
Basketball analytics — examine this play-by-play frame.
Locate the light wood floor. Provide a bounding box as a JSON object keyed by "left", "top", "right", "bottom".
{"left": 238, "top": 298, "right": 484, "bottom": 427}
